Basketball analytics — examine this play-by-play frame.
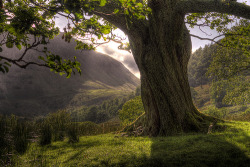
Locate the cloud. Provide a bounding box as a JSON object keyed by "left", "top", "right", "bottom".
{"left": 122, "top": 54, "right": 139, "bottom": 73}
{"left": 103, "top": 46, "right": 116, "bottom": 56}
{"left": 96, "top": 42, "right": 140, "bottom": 78}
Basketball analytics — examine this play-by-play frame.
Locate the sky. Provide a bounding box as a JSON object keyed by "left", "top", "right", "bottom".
{"left": 55, "top": 0, "right": 250, "bottom": 79}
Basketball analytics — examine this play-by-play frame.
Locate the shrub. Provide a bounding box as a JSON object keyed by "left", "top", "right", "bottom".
{"left": 119, "top": 96, "right": 145, "bottom": 126}
{"left": 203, "top": 106, "right": 227, "bottom": 119}
{"left": 238, "top": 105, "right": 248, "bottom": 112}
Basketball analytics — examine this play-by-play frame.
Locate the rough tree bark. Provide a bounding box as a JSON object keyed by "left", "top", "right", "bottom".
{"left": 94, "top": 0, "right": 250, "bottom": 136}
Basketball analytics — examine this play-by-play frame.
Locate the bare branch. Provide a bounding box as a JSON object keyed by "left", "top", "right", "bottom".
{"left": 18, "top": 36, "right": 42, "bottom": 61}
{"left": 199, "top": 26, "right": 212, "bottom": 36}
{"left": 190, "top": 34, "right": 224, "bottom": 46}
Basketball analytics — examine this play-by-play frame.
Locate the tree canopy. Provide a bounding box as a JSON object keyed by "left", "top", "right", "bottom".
{"left": 1, "top": 0, "right": 249, "bottom": 75}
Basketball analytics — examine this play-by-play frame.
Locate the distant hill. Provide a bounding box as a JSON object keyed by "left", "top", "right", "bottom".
{"left": 0, "top": 34, "right": 140, "bottom": 117}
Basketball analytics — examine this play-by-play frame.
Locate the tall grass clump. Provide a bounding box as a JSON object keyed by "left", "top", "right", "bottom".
{"left": 12, "top": 121, "right": 29, "bottom": 154}
{"left": 39, "top": 121, "right": 52, "bottom": 146}
{"left": 0, "top": 115, "right": 10, "bottom": 165}
{"left": 46, "top": 110, "right": 71, "bottom": 141}
{"left": 8, "top": 115, "right": 30, "bottom": 154}
{"left": 0, "top": 115, "right": 31, "bottom": 165}
{"left": 67, "top": 123, "right": 79, "bottom": 143}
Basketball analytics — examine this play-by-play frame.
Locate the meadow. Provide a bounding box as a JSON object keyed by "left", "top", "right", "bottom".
{"left": 12, "top": 121, "right": 250, "bottom": 167}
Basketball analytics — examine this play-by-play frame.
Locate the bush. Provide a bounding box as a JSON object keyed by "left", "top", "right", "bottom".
{"left": 119, "top": 96, "right": 145, "bottom": 126}
{"left": 203, "top": 106, "right": 227, "bottom": 119}
{"left": 238, "top": 105, "right": 248, "bottom": 112}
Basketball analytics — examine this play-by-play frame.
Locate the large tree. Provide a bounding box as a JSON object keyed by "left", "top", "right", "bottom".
{"left": 1, "top": 0, "right": 250, "bottom": 136}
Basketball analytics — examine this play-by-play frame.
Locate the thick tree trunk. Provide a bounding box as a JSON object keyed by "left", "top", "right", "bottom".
{"left": 94, "top": 0, "right": 249, "bottom": 137}
{"left": 128, "top": 3, "right": 214, "bottom": 136}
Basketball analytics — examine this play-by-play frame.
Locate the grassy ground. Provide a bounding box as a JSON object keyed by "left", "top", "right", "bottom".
{"left": 14, "top": 121, "right": 250, "bottom": 167}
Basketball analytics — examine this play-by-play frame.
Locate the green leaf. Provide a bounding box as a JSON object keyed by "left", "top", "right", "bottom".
{"left": 3, "top": 66, "right": 9, "bottom": 73}
{"left": 114, "top": 9, "right": 119, "bottom": 14}
{"left": 6, "top": 42, "right": 13, "bottom": 48}
{"left": 0, "top": 47, "right": 2, "bottom": 52}
{"left": 137, "top": 3, "right": 143, "bottom": 8}
{"left": 38, "top": 56, "right": 45, "bottom": 61}
{"left": 4, "top": 62, "right": 11, "bottom": 67}
{"left": 0, "top": 67, "right": 5, "bottom": 73}
{"left": 99, "top": 0, "right": 106, "bottom": 6}
{"left": 59, "top": 72, "right": 65, "bottom": 76}
{"left": 16, "top": 44, "right": 22, "bottom": 50}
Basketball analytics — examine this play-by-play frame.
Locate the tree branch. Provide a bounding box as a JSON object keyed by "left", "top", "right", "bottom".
{"left": 93, "top": 1, "right": 148, "bottom": 36}
{"left": 190, "top": 33, "right": 224, "bottom": 46}
{"left": 178, "top": 0, "right": 250, "bottom": 19}
{"left": 92, "top": 12, "right": 128, "bottom": 34}
{"left": 0, "top": 54, "right": 48, "bottom": 69}
{"left": 17, "top": 36, "right": 42, "bottom": 61}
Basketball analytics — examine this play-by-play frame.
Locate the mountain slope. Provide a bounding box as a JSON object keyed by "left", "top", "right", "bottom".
{"left": 0, "top": 34, "right": 140, "bottom": 117}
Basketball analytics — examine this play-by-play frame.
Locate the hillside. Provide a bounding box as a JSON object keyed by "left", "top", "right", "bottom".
{"left": 0, "top": 34, "right": 140, "bottom": 117}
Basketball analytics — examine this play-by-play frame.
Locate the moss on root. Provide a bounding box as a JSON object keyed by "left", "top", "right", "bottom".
{"left": 121, "top": 108, "right": 223, "bottom": 136}
{"left": 184, "top": 108, "right": 223, "bottom": 134}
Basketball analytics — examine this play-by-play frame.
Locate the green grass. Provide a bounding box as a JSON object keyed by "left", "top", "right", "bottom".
{"left": 15, "top": 121, "right": 250, "bottom": 167}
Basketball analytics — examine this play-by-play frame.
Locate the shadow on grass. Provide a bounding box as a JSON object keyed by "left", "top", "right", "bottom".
{"left": 21, "top": 123, "right": 250, "bottom": 167}
{"left": 63, "top": 149, "right": 86, "bottom": 163}
{"left": 146, "top": 134, "right": 250, "bottom": 167}
{"left": 113, "top": 133, "right": 250, "bottom": 167}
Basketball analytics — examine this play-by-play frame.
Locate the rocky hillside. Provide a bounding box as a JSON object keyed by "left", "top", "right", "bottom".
{"left": 0, "top": 34, "right": 140, "bottom": 117}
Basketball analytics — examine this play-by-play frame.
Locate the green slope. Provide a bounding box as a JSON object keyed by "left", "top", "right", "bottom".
{"left": 0, "top": 34, "right": 140, "bottom": 117}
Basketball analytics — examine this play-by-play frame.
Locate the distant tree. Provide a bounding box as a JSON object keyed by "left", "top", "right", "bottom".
{"left": 188, "top": 44, "right": 217, "bottom": 87}
{"left": 1, "top": 0, "right": 250, "bottom": 136}
{"left": 86, "top": 106, "right": 98, "bottom": 122}
{"left": 96, "top": 111, "right": 109, "bottom": 123}
{"left": 135, "top": 86, "right": 141, "bottom": 96}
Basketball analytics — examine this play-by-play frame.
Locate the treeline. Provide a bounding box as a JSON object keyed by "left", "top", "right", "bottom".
{"left": 70, "top": 87, "right": 141, "bottom": 123}
{"left": 188, "top": 44, "right": 217, "bottom": 88}
{"left": 188, "top": 41, "right": 249, "bottom": 108}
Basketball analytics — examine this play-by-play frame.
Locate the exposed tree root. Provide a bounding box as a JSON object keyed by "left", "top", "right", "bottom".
{"left": 120, "top": 109, "right": 224, "bottom": 137}
{"left": 120, "top": 113, "right": 148, "bottom": 136}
